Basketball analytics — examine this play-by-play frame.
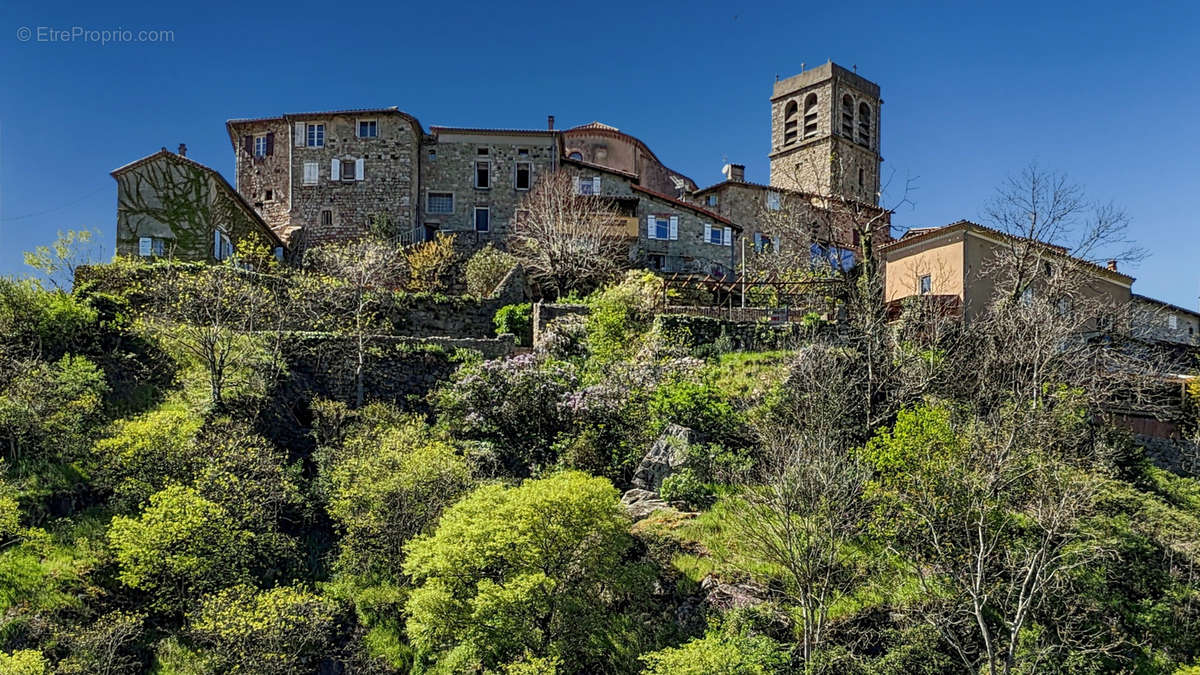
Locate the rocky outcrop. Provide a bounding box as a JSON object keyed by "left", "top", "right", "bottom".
{"left": 621, "top": 488, "right": 671, "bottom": 521}
{"left": 632, "top": 424, "right": 695, "bottom": 492}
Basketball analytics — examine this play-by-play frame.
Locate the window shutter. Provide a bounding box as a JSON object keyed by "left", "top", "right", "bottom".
{"left": 704, "top": 223, "right": 712, "bottom": 243}
{"left": 265, "top": 132, "right": 275, "bottom": 156}
{"left": 355, "top": 158, "right": 365, "bottom": 181}
{"left": 592, "top": 176, "right": 601, "bottom": 194}
{"left": 242, "top": 135, "right": 252, "bottom": 155}
{"left": 330, "top": 158, "right": 340, "bottom": 181}
{"left": 213, "top": 230, "right": 221, "bottom": 260}
{"left": 723, "top": 226, "right": 732, "bottom": 246}
{"left": 647, "top": 215, "right": 656, "bottom": 239}
{"left": 573, "top": 176, "right": 580, "bottom": 194}
{"left": 669, "top": 216, "right": 679, "bottom": 241}
{"left": 772, "top": 236, "right": 781, "bottom": 252}
{"left": 294, "top": 122, "right": 306, "bottom": 147}
{"left": 138, "top": 237, "right": 152, "bottom": 256}
{"left": 753, "top": 232, "right": 762, "bottom": 250}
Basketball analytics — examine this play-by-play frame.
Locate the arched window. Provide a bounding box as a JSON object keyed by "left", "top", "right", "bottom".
{"left": 783, "top": 101, "right": 798, "bottom": 145}
{"left": 858, "top": 102, "right": 872, "bottom": 147}
{"left": 803, "top": 93, "right": 819, "bottom": 139}
{"left": 841, "top": 94, "right": 854, "bottom": 136}
{"left": 568, "top": 151, "right": 582, "bottom": 161}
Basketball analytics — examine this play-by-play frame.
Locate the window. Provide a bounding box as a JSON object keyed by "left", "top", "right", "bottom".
{"left": 517, "top": 148, "right": 530, "bottom": 158}
{"left": 254, "top": 135, "right": 267, "bottom": 158}
{"left": 841, "top": 94, "right": 854, "bottom": 136}
{"left": 321, "top": 210, "right": 333, "bottom": 226}
{"left": 647, "top": 254, "right": 665, "bottom": 271}
{"left": 357, "top": 120, "right": 377, "bottom": 138}
{"left": 475, "top": 160, "right": 490, "bottom": 189}
{"left": 704, "top": 223, "right": 731, "bottom": 246}
{"left": 477, "top": 147, "right": 489, "bottom": 156}
{"left": 264, "top": 189, "right": 273, "bottom": 202}
{"left": 426, "top": 192, "right": 453, "bottom": 214}
{"left": 1056, "top": 297, "right": 1073, "bottom": 316}
{"left": 783, "top": 101, "right": 798, "bottom": 145}
{"left": 515, "top": 162, "right": 532, "bottom": 190}
{"left": 303, "top": 161, "right": 318, "bottom": 185}
{"left": 919, "top": 274, "right": 932, "bottom": 295}
{"left": 213, "top": 230, "right": 233, "bottom": 261}
{"left": 857, "top": 103, "right": 871, "bottom": 147}
{"left": 474, "top": 206, "right": 490, "bottom": 232}
{"left": 428, "top": 149, "right": 437, "bottom": 160}
{"left": 803, "top": 93, "right": 818, "bottom": 139}
{"left": 1043, "top": 261, "right": 1054, "bottom": 277}
{"left": 576, "top": 176, "right": 601, "bottom": 195}
{"left": 766, "top": 191, "right": 781, "bottom": 211}
{"left": 341, "top": 159, "right": 357, "bottom": 182}
{"left": 568, "top": 151, "right": 583, "bottom": 160}
{"left": 306, "top": 123, "right": 325, "bottom": 147}
{"left": 706, "top": 194, "right": 718, "bottom": 206}
{"left": 1169, "top": 314, "right": 1179, "bottom": 330}
{"left": 137, "top": 237, "right": 166, "bottom": 257}
{"left": 858, "top": 167, "right": 864, "bottom": 188}
{"left": 647, "top": 215, "right": 677, "bottom": 241}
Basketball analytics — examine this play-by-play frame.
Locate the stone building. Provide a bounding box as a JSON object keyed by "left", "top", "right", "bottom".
{"left": 420, "top": 127, "right": 560, "bottom": 244}
{"left": 112, "top": 147, "right": 284, "bottom": 262}
{"left": 562, "top": 121, "right": 697, "bottom": 197}
{"left": 768, "top": 62, "right": 882, "bottom": 206}
{"left": 1131, "top": 294, "right": 1200, "bottom": 346}
{"left": 226, "top": 107, "right": 423, "bottom": 249}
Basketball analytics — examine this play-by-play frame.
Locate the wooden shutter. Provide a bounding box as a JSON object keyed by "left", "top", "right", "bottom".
{"left": 647, "top": 215, "right": 656, "bottom": 239}
{"left": 294, "top": 122, "right": 306, "bottom": 147}
{"left": 573, "top": 176, "right": 580, "bottom": 194}
{"left": 355, "top": 158, "right": 365, "bottom": 181}
{"left": 330, "top": 158, "right": 340, "bottom": 181}
{"left": 669, "top": 216, "right": 679, "bottom": 241}
{"left": 591, "top": 176, "right": 601, "bottom": 194}
{"left": 213, "top": 230, "right": 221, "bottom": 260}
{"left": 772, "top": 236, "right": 782, "bottom": 252}
{"left": 265, "top": 132, "right": 275, "bottom": 156}
{"left": 242, "top": 135, "right": 252, "bottom": 155}
{"left": 704, "top": 223, "right": 712, "bottom": 243}
{"left": 723, "top": 226, "right": 732, "bottom": 246}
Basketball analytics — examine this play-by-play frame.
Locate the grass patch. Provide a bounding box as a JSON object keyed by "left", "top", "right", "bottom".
{"left": 709, "top": 350, "right": 793, "bottom": 400}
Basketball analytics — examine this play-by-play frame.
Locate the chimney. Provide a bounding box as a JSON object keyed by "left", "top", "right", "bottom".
{"left": 547, "top": 115, "right": 555, "bottom": 130}
{"left": 728, "top": 164, "right": 745, "bottom": 182}
{"left": 1107, "top": 259, "right": 1118, "bottom": 272}
{"left": 178, "top": 143, "right": 187, "bottom": 157}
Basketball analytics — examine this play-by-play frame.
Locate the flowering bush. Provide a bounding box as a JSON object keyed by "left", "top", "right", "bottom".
{"left": 536, "top": 314, "right": 588, "bottom": 359}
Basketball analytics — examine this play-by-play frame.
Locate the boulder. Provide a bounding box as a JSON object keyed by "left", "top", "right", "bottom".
{"left": 621, "top": 488, "right": 671, "bottom": 521}
{"left": 700, "top": 574, "right": 770, "bottom": 612}
{"left": 632, "top": 424, "right": 696, "bottom": 492}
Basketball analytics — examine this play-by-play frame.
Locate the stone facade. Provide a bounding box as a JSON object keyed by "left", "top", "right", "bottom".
{"left": 227, "top": 108, "right": 422, "bottom": 250}
{"left": 112, "top": 149, "right": 283, "bottom": 262}
{"left": 420, "top": 128, "right": 559, "bottom": 246}
{"left": 562, "top": 121, "right": 697, "bottom": 197}
{"left": 768, "top": 62, "right": 882, "bottom": 205}
{"left": 1131, "top": 294, "right": 1200, "bottom": 346}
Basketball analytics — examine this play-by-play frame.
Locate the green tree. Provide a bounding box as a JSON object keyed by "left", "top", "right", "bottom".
{"left": 0, "top": 649, "right": 48, "bottom": 675}
{"left": 186, "top": 584, "right": 340, "bottom": 675}
{"left": 640, "top": 631, "right": 788, "bottom": 675}
{"left": 23, "top": 229, "right": 100, "bottom": 290}
{"left": 0, "top": 354, "right": 106, "bottom": 465}
{"left": 403, "top": 471, "right": 634, "bottom": 670}
{"left": 107, "top": 486, "right": 256, "bottom": 614}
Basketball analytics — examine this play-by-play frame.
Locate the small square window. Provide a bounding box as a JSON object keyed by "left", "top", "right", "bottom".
{"left": 321, "top": 210, "right": 333, "bottom": 226}
{"left": 474, "top": 207, "right": 490, "bottom": 232}
{"left": 515, "top": 162, "right": 532, "bottom": 190}
{"left": 919, "top": 275, "right": 932, "bottom": 295}
{"left": 706, "top": 194, "right": 718, "bottom": 207}
{"left": 264, "top": 189, "right": 273, "bottom": 201}
{"left": 428, "top": 149, "right": 437, "bottom": 160}
{"left": 707, "top": 226, "right": 723, "bottom": 245}
{"left": 357, "top": 120, "right": 378, "bottom": 138}
{"left": 477, "top": 147, "right": 489, "bottom": 156}
{"left": 342, "top": 159, "right": 357, "bottom": 181}
{"left": 426, "top": 192, "right": 454, "bottom": 214}
{"left": 475, "top": 161, "right": 490, "bottom": 189}
{"left": 654, "top": 217, "right": 670, "bottom": 240}
{"left": 306, "top": 124, "right": 325, "bottom": 147}
{"left": 517, "top": 148, "right": 530, "bottom": 158}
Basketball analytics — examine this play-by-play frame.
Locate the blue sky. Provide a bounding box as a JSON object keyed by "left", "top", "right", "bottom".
{"left": 2, "top": 0, "right": 1197, "bottom": 307}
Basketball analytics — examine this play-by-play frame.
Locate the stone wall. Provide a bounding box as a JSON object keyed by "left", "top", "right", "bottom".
{"left": 229, "top": 118, "right": 293, "bottom": 236}
{"left": 654, "top": 314, "right": 826, "bottom": 351}
{"left": 1131, "top": 296, "right": 1200, "bottom": 346}
{"left": 634, "top": 189, "right": 738, "bottom": 275}
{"left": 532, "top": 302, "right": 590, "bottom": 346}
{"left": 421, "top": 130, "right": 559, "bottom": 243}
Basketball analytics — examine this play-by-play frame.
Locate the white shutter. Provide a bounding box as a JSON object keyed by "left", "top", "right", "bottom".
{"left": 647, "top": 215, "right": 656, "bottom": 239}
{"left": 592, "top": 176, "right": 601, "bottom": 194}
{"left": 330, "top": 158, "right": 340, "bottom": 181}
{"left": 723, "top": 226, "right": 732, "bottom": 246}
{"left": 303, "top": 162, "right": 318, "bottom": 185}
{"left": 573, "top": 176, "right": 580, "bottom": 194}
{"left": 772, "top": 235, "right": 782, "bottom": 252}
{"left": 704, "top": 223, "right": 712, "bottom": 243}
{"left": 669, "top": 216, "right": 679, "bottom": 241}
{"left": 138, "top": 237, "right": 152, "bottom": 256}
{"left": 294, "top": 122, "right": 306, "bottom": 147}
{"left": 355, "top": 158, "right": 365, "bottom": 181}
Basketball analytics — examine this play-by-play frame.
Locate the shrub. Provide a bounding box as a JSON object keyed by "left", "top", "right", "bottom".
{"left": 405, "top": 233, "right": 458, "bottom": 292}
{"left": 536, "top": 314, "right": 588, "bottom": 359}
{"left": 466, "top": 244, "right": 516, "bottom": 297}
{"left": 92, "top": 407, "right": 202, "bottom": 510}
{"left": 0, "top": 354, "right": 107, "bottom": 466}
{"left": 0, "top": 649, "right": 48, "bottom": 675}
{"left": 660, "top": 468, "right": 711, "bottom": 508}
{"left": 640, "top": 629, "right": 788, "bottom": 674}
{"left": 586, "top": 271, "right": 660, "bottom": 364}
{"left": 648, "top": 371, "right": 741, "bottom": 442}
{"left": 494, "top": 303, "right": 533, "bottom": 346}
{"left": 403, "top": 472, "right": 635, "bottom": 671}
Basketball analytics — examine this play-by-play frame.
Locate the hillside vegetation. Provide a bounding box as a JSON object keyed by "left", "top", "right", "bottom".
{"left": 1, "top": 250, "right": 1199, "bottom": 675}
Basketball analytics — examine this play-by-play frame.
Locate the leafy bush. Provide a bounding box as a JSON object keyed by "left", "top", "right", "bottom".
{"left": 405, "top": 233, "right": 458, "bottom": 292}
{"left": 586, "top": 271, "right": 660, "bottom": 364}
{"left": 466, "top": 244, "right": 516, "bottom": 297}
{"left": 648, "top": 369, "right": 741, "bottom": 442}
{"left": 660, "top": 468, "right": 711, "bottom": 508}
{"left": 0, "top": 278, "right": 99, "bottom": 359}
{"left": 0, "top": 649, "right": 48, "bottom": 675}
{"left": 494, "top": 303, "right": 533, "bottom": 345}
{"left": 403, "top": 472, "right": 636, "bottom": 671}
{"left": 536, "top": 314, "right": 588, "bottom": 359}
{"left": 92, "top": 406, "right": 202, "bottom": 510}
{"left": 0, "top": 354, "right": 107, "bottom": 467}
{"left": 640, "top": 629, "right": 788, "bottom": 674}
{"left": 187, "top": 585, "right": 340, "bottom": 675}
